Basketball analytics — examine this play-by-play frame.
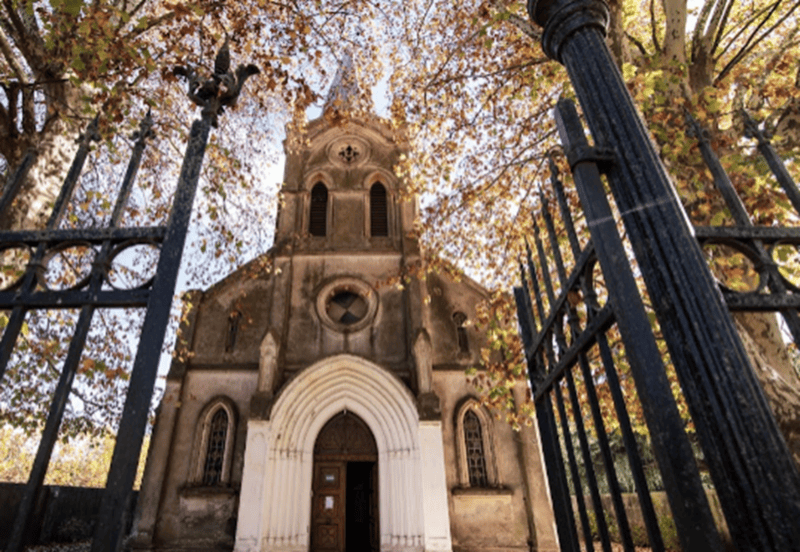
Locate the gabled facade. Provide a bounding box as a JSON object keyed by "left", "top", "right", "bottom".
{"left": 130, "top": 64, "right": 557, "bottom": 552}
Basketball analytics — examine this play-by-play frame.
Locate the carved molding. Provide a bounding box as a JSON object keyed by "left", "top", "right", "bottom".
{"left": 258, "top": 329, "right": 280, "bottom": 396}
{"left": 413, "top": 329, "right": 433, "bottom": 394}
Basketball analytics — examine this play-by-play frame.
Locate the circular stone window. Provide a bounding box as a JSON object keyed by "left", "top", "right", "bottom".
{"left": 316, "top": 278, "right": 378, "bottom": 332}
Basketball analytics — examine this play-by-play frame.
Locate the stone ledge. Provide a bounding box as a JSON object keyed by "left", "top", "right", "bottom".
{"left": 451, "top": 486, "right": 513, "bottom": 497}
{"left": 178, "top": 485, "right": 239, "bottom": 499}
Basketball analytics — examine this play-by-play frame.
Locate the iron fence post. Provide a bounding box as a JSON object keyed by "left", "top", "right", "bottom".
{"left": 89, "top": 114, "right": 212, "bottom": 552}
{"left": 527, "top": 1, "right": 800, "bottom": 549}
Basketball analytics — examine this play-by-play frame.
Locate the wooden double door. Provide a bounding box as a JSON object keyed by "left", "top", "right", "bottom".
{"left": 311, "top": 412, "right": 378, "bottom": 552}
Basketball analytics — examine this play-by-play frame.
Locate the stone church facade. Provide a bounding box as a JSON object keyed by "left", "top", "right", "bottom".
{"left": 130, "top": 66, "right": 557, "bottom": 552}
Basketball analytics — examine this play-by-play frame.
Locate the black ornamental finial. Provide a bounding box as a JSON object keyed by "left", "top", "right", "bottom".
{"left": 173, "top": 35, "right": 259, "bottom": 127}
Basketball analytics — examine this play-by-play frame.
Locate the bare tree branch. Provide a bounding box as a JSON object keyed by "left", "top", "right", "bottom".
{"left": 0, "top": 22, "right": 29, "bottom": 84}
{"left": 505, "top": 12, "right": 542, "bottom": 42}
{"left": 650, "top": 0, "right": 661, "bottom": 53}
{"left": 716, "top": 0, "right": 800, "bottom": 83}
{"left": 710, "top": 0, "right": 736, "bottom": 54}
{"left": 626, "top": 32, "right": 649, "bottom": 57}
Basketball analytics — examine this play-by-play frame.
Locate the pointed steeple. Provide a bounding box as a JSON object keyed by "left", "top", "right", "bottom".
{"left": 323, "top": 51, "right": 370, "bottom": 118}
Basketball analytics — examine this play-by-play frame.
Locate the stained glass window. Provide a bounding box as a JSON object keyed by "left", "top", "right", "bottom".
{"left": 463, "top": 410, "right": 488, "bottom": 487}
{"left": 203, "top": 408, "right": 228, "bottom": 485}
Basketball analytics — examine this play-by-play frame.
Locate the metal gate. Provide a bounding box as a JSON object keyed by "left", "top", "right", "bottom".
{"left": 0, "top": 44, "right": 256, "bottom": 552}
{"left": 517, "top": 1, "right": 800, "bottom": 550}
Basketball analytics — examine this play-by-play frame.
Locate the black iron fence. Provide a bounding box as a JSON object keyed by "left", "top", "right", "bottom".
{"left": 0, "top": 44, "right": 256, "bottom": 552}
{"left": 517, "top": 1, "right": 800, "bottom": 551}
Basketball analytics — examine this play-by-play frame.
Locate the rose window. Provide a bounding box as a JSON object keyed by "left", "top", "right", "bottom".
{"left": 326, "top": 290, "right": 368, "bottom": 325}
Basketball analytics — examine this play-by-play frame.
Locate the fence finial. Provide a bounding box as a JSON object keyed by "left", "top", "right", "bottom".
{"left": 741, "top": 109, "right": 770, "bottom": 145}
{"left": 173, "top": 36, "right": 260, "bottom": 127}
{"left": 131, "top": 110, "right": 154, "bottom": 143}
{"left": 683, "top": 109, "right": 708, "bottom": 143}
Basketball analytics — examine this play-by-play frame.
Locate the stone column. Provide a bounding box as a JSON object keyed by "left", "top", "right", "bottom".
{"left": 234, "top": 421, "right": 270, "bottom": 552}
{"left": 418, "top": 421, "right": 453, "bottom": 552}
{"left": 128, "top": 380, "right": 181, "bottom": 548}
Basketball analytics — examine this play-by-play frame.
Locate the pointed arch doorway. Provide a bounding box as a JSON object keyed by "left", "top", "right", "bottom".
{"left": 311, "top": 411, "right": 379, "bottom": 552}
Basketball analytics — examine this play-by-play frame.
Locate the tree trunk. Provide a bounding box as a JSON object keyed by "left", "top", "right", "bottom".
{"left": 734, "top": 311, "right": 800, "bottom": 468}
{"left": 2, "top": 126, "right": 78, "bottom": 230}
{"left": 662, "top": 0, "right": 688, "bottom": 65}
{"left": 605, "top": 0, "right": 630, "bottom": 66}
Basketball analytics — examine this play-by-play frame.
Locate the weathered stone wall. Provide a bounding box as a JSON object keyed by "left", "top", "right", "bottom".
{"left": 142, "top": 371, "right": 256, "bottom": 548}
{"left": 434, "top": 372, "right": 537, "bottom": 552}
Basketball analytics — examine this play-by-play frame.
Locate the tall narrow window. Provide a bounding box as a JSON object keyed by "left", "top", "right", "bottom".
{"left": 463, "top": 410, "right": 489, "bottom": 487}
{"left": 309, "top": 183, "right": 328, "bottom": 236}
{"left": 453, "top": 312, "right": 469, "bottom": 353}
{"left": 203, "top": 408, "right": 228, "bottom": 485}
{"left": 370, "top": 183, "right": 388, "bottom": 237}
{"left": 225, "top": 311, "right": 241, "bottom": 352}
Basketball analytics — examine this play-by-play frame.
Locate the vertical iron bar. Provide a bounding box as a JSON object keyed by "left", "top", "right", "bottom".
{"left": 0, "top": 307, "right": 26, "bottom": 381}
{"left": 549, "top": 155, "right": 582, "bottom": 258}
{"left": 552, "top": 98, "right": 723, "bottom": 551}
{"left": 685, "top": 112, "right": 750, "bottom": 225}
{"left": 6, "top": 306, "right": 92, "bottom": 552}
{"left": 45, "top": 117, "right": 100, "bottom": 231}
{"left": 109, "top": 112, "right": 154, "bottom": 227}
{"left": 540, "top": 192, "right": 568, "bottom": 285}
{"left": 564, "top": 369, "right": 613, "bottom": 552}
{"left": 553, "top": 381, "right": 593, "bottom": 552}
{"left": 533, "top": 216, "right": 557, "bottom": 306}
{"left": 515, "top": 283, "right": 537, "bottom": 349}
{"left": 516, "top": 281, "right": 580, "bottom": 550}
{"left": 517, "top": 246, "right": 580, "bottom": 552}
{"left": 573, "top": 343, "right": 636, "bottom": 551}
{"left": 595, "top": 333, "right": 665, "bottom": 551}
{"left": 742, "top": 109, "right": 800, "bottom": 216}
{"left": 538, "top": 392, "right": 582, "bottom": 552}
{"left": 0, "top": 149, "right": 36, "bottom": 224}
{"left": 520, "top": 258, "right": 549, "bottom": 393}
{"left": 525, "top": 240, "right": 547, "bottom": 322}
{"left": 91, "top": 115, "right": 213, "bottom": 552}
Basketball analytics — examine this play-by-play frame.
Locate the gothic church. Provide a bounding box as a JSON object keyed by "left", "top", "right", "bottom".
{"left": 130, "top": 61, "right": 557, "bottom": 552}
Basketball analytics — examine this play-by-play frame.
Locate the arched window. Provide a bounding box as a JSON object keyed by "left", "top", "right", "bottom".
{"left": 463, "top": 410, "right": 488, "bottom": 487}
{"left": 193, "top": 399, "right": 237, "bottom": 486}
{"left": 203, "top": 409, "right": 228, "bottom": 485}
{"left": 455, "top": 399, "right": 498, "bottom": 488}
{"left": 309, "top": 183, "right": 328, "bottom": 236}
{"left": 370, "top": 183, "right": 388, "bottom": 237}
{"left": 453, "top": 312, "right": 469, "bottom": 354}
{"left": 225, "top": 311, "right": 241, "bottom": 352}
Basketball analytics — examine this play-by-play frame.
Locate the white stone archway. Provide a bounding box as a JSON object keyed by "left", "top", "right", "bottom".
{"left": 234, "top": 354, "right": 452, "bottom": 552}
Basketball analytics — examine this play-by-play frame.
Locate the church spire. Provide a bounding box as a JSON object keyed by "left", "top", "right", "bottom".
{"left": 323, "top": 51, "right": 369, "bottom": 118}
